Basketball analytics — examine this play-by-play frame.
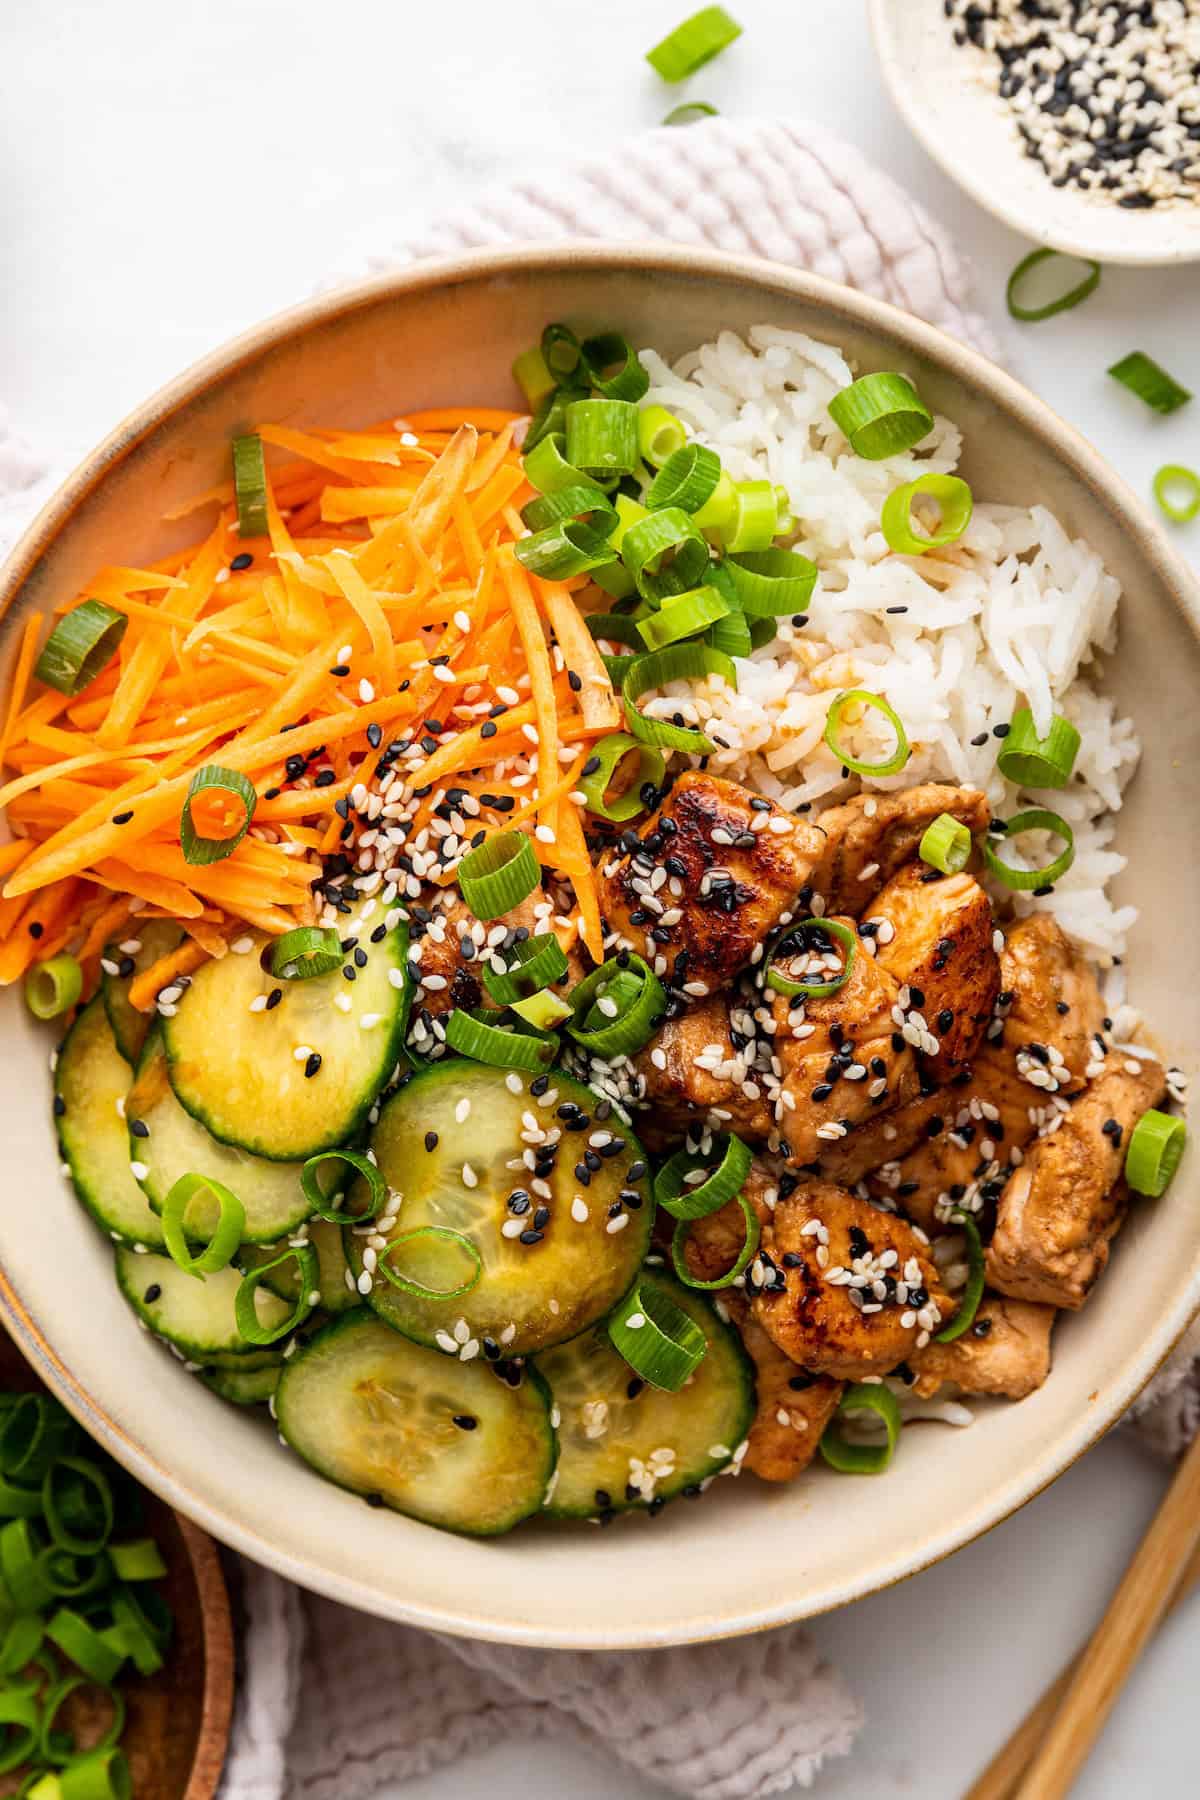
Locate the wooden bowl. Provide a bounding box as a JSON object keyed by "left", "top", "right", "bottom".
{"left": 0, "top": 1331, "right": 233, "bottom": 1800}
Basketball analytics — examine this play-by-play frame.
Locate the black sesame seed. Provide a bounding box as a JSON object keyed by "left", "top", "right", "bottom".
{"left": 424, "top": 1131, "right": 439, "bottom": 1151}
{"left": 304, "top": 1052, "right": 322, "bottom": 1078}
{"left": 266, "top": 988, "right": 282, "bottom": 1010}
{"left": 111, "top": 810, "right": 134, "bottom": 826}
{"left": 452, "top": 1414, "right": 477, "bottom": 1430}
{"left": 53, "top": 1094, "right": 66, "bottom": 1117}
{"left": 130, "top": 1118, "right": 150, "bottom": 1139}
{"left": 143, "top": 1283, "right": 162, "bottom": 1303}
{"left": 519, "top": 1228, "right": 544, "bottom": 1245}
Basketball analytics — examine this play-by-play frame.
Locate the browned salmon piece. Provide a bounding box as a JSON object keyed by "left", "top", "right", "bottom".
{"left": 680, "top": 1160, "right": 778, "bottom": 1285}
{"left": 809, "top": 784, "right": 990, "bottom": 916}
{"left": 863, "top": 865, "right": 1000, "bottom": 1082}
{"left": 722, "top": 1297, "right": 843, "bottom": 1482}
{"left": 410, "top": 890, "right": 581, "bottom": 1019}
{"left": 986, "top": 1052, "right": 1166, "bottom": 1309}
{"left": 910, "top": 1296, "right": 1055, "bottom": 1400}
{"left": 631, "top": 995, "right": 774, "bottom": 1151}
{"left": 988, "top": 913, "right": 1106, "bottom": 1096}
{"left": 751, "top": 1181, "right": 950, "bottom": 1380}
{"left": 598, "top": 771, "right": 826, "bottom": 996}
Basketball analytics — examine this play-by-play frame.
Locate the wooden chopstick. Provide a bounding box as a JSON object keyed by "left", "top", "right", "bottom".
{"left": 967, "top": 1430, "right": 1200, "bottom": 1800}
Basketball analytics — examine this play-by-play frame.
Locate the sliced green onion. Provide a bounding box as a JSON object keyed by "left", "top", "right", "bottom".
{"left": 25, "top": 955, "right": 83, "bottom": 1022}
{"left": 1, "top": 1519, "right": 53, "bottom": 1611}
{"left": 300, "top": 1148, "right": 386, "bottom": 1224}
{"left": 996, "top": 707, "right": 1080, "bottom": 789}
{"left": 480, "top": 933, "right": 568, "bottom": 1004}
{"left": 105, "top": 1539, "right": 167, "bottom": 1583}
{"left": 636, "top": 585, "right": 731, "bottom": 651}
{"left": 765, "top": 917, "right": 857, "bottom": 999}
{"left": 41, "top": 1459, "right": 113, "bottom": 1556}
{"left": 881, "top": 473, "right": 973, "bottom": 555}
{"left": 721, "top": 480, "right": 779, "bottom": 553}
{"left": 541, "top": 324, "right": 582, "bottom": 381}
{"left": 934, "top": 1211, "right": 986, "bottom": 1343}
{"left": 232, "top": 434, "right": 269, "bottom": 538}
{"left": 0, "top": 1689, "right": 40, "bottom": 1774}
{"left": 828, "top": 373, "right": 933, "bottom": 461}
{"left": 33, "top": 602, "right": 128, "bottom": 699}
{"left": 105, "top": 1587, "right": 167, "bottom": 1678}
{"left": 637, "top": 405, "right": 687, "bottom": 465}
{"left": 0, "top": 1475, "right": 45, "bottom": 1520}
{"left": 0, "top": 1401, "right": 75, "bottom": 1484}
{"left": 671, "top": 1190, "right": 760, "bottom": 1290}
{"left": 601, "top": 650, "right": 636, "bottom": 688}
{"left": 654, "top": 1133, "right": 753, "bottom": 1220}
{"left": 37, "top": 1548, "right": 108, "bottom": 1600}
{"left": 1108, "top": 350, "right": 1191, "bottom": 416}
{"left": 234, "top": 1245, "right": 320, "bottom": 1345}
{"left": 590, "top": 560, "right": 637, "bottom": 602}
{"left": 608, "top": 495, "right": 649, "bottom": 555}
{"left": 646, "top": 5, "right": 742, "bottom": 82}
{"left": 585, "top": 612, "right": 646, "bottom": 651}
{"left": 824, "top": 689, "right": 911, "bottom": 777}
{"left": 1125, "top": 1109, "right": 1186, "bottom": 1199}
{"left": 608, "top": 1283, "right": 707, "bottom": 1392}
{"left": 269, "top": 926, "right": 343, "bottom": 981}
{"left": 581, "top": 333, "right": 650, "bottom": 404}
{"left": 705, "top": 604, "right": 752, "bottom": 659}
{"left": 511, "top": 344, "right": 556, "bottom": 410}
{"left": 0, "top": 1613, "right": 43, "bottom": 1677}
{"left": 520, "top": 482, "right": 614, "bottom": 533}
{"left": 521, "top": 432, "right": 594, "bottom": 496}
{"left": 179, "top": 765, "right": 256, "bottom": 867}
{"left": 663, "top": 100, "right": 719, "bottom": 125}
{"left": 44, "top": 1608, "right": 125, "bottom": 1684}
{"left": 622, "top": 642, "right": 735, "bottom": 755}
{"left": 748, "top": 617, "right": 776, "bottom": 650}
{"left": 567, "top": 953, "right": 666, "bottom": 1058}
{"left": 162, "top": 1174, "right": 245, "bottom": 1279}
{"left": 524, "top": 385, "right": 589, "bottom": 456}
{"left": 819, "top": 1382, "right": 902, "bottom": 1474}
{"left": 646, "top": 444, "right": 721, "bottom": 514}
{"left": 620, "top": 507, "right": 711, "bottom": 603}
{"left": 509, "top": 989, "right": 572, "bottom": 1030}
{"left": 1006, "top": 248, "right": 1101, "bottom": 322}
{"left": 981, "top": 808, "right": 1074, "bottom": 891}
{"left": 59, "top": 1747, "right": 132, "bottom": 1800}
{"left": 565, "top": 399, "right": 640, "bottom": 478}
{"left": 1153, "top": 464, "right": 1200, "bottom": 525}
{"left": 692, "top": 468, "right": 737, "bottom": 534}
{"left": 376, "top": 1227, "right": 483, "bottom": 1301}
{"left": 514, "top": 517, "right": 618, "bottom": 581}
{"left": 726, "top": 548, "right": 818, "bottom": 617}
{"left": 918, "top": 813, "right": 972, "bottom": 875}
{"left": 443, "top": 1008, "right": 558, "bottom": 1070}
{"left": 577, "top": 733, "right": 665, "bottom": 823}
{"left": 457, "top": 830, "right": 540, "bottom": 920}
{"left": 39, "top": 1675, "right": 125, "bottom": 1766}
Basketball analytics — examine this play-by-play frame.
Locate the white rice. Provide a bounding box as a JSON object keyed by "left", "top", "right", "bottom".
{"left": 635, "top": 325, "right": 1140, "bottom": 966}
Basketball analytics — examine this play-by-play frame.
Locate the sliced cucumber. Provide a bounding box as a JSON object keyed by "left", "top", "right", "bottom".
{"left": 536, "top": 1274, "right": 754, "bottom": 1518}
{"left": 115, "top": 1247, "right": 296, "bottom": 1360}
{"left": 347, "top": 1063, "right": 652, "bottom": 1356}
{"left": 162, "top": 909, "right": 411, "bottom": 1161}
{"left": 275, "top": 1310, "right": 556, "bottom": 1536}
{"left": 102, "top": 920, "right": 184, "bottom": 1064}
{"left": 126, "top": 1031, "right": 313, "bottom": 1243}
{"left": 238, "top": 1219, "right": 355, "bottom": 1315}
{"left": 200, "top": 1362, "right": 281, "bottom": 1406}
{"left": 55, "top": 999, "right": 165, "bottom": 1250}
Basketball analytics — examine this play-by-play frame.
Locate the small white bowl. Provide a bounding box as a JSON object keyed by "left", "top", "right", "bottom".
{"left": 869, "top": 0, "right": 1200, "bottom": 266}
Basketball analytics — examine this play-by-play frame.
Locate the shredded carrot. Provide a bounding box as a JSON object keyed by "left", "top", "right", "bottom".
{"left": 499, "top": 550, "right": 559, "bottom": 832}
{"left": 128, "top": 940, "right": 209, "bottom": 1013}
{"left": 0, "top": 615, "right": 44, "bottom": 770}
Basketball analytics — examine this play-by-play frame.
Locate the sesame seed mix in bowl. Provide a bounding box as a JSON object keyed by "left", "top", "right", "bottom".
{"left": 6, "top": 313, "right": 1187, "bottom": 1533}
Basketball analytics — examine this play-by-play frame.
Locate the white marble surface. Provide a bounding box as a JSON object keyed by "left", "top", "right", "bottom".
{"left": 4, "top": 2, "right": 1198, "bottom": 1795}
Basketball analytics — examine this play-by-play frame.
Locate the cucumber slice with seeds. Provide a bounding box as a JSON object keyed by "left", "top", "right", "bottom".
{"left": 238, "top": 1219, "right": 355, "bottom": 1315}
{"left": 536, "top": 1274, "right": 754, "bottom": 1518}
{"left": 200, "top": 1362, "right": 282, "bottom": 1406}
{"left": 56, "top": 999, "right": 165, "bottom": 1249}
{"left": 102, "top": 920, "right": 183, "bottom": 1064}
{"left": 347, "top": 1063, "right": 652, "bottom": 1356}
{"left": 126, "top": 1030, "right": 314, "bottom": 1243}
{"left": 162, "top": 908, "right": 410, "bottom": 1161}
{"left": 275, "top": 1311, "right": 555, "bottom": 1535}
{"left": 115, "top": 1247, "right": 297, "bottom": 1359}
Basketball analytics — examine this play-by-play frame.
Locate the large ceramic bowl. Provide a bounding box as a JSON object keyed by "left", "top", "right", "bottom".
{"left": 1, "top": 245, "right": 1197, "bottom": 1648}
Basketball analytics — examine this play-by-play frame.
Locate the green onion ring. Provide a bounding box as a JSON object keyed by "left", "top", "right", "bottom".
{"left": 44, "top": 1608, "right": 125, "bottom": 1684}
{"left": 1006, "top": 248, "right": 1101, "bottom": 322}
{"left": 514, "top": 517, "right": 619, "bottom": 581}
{"left": 521, "top": 432, "right": 594, "bottom": 496}
{"left": 33, "top": 602, "right": 128, "bottom": 699}
{"left": 511, "top": 345, "right": 556, "bottom": 410}
{"left": 636, "top": 585, "right": 732, "bottom": 652}
{"left": 0, "top": 1689, "right": 40, "bottom": 1775}
{"left": 995, "top": 707, "right": 1080, "bottom": 789}
{"left": 1108, "top": 350, "right": 1191, "bottom": 416}
{"left": 269, "top": 926, "right": 344, "bottom": 980}
{"left": 520, "top": 483, "right": 615, "bottom": 533}
{"left": 823, "top": 689, "right": 911, "bottom": 777}
{"left": 480, "top": 933, "right": 569, "bottom": 1005}
{"left": 567, "top": 953, "right": 666, "bottom": 1058}
{"left": 725, "top": 548, "right": 818, "bottom": 617}
{"left": 300, "top": 1149, "right": 386, "bottom": 1224}
{"left": 705, "top": 604, "right": 752, "bottom": 659}
{"left": 933, "top": 1211, "right": 986, "bottom": 1343}
{"left": 1153, "top": 464, "right": 1200, "bottom": 525}
{"left": 765, "top": 917, "right": 857, "bottom": 999}
{"left": 577, "top": 733, "right": 666, "bottom": 824}
{"left": 59, "top": 1745, "right": 133, "bottom": 1800}
{"left": 565, "top": 398, "right": 640, "bottom": 478}
{"left": 25, "top": 955, "right": 83, "bottom": 1022}
{"left": 509, "top": 990, "right": 572, "bottom": 1030}
{"left": 0, "top": 1613, "right": 44, "bottom": 1677}
{"left": 0, "top": 1475, "right": 45, "bottom": 1521}
{"left": 654, "top": 1133, "right": 754, "bottom": 1220}
{"left": 179, "top": 764, "right": 257, "bottom": 867}
{"left": 692, "top": 468, "right": 737, "bottom": 534}
{"left": 105, "top": 1588, "right": 167, "bottom": 1677}
{"left": 232, "top": 434, "right": 269, "bottom": 538}
{"left": 1, "top": 1518, "right": 52, "bottom": 1611}
{"left": 646, "top": 5, "right": 742, "bottom": 82}
{"left": 981, "top": 808, "right": 1075, "bottom": 891}
{"left": 622, "top": 642, "right": 735, "bottom": 756}
{"left": 234, "top": 1245, "right": 320, "bottom": 1345}
{"left": 375, "top": 1227, "right": 484, "bottom": 1302}
{"left": 161, "top": 1174, "right": 246, "bottom": 1279}
{"left": 646, "top": 443, "right": 722, "bottom": 514}
{"left": 0, "top": 1400, "right": 74, "bottom": 1485}
{"left": 581, "top": 333, "right": 650, "bottom": 404}
{"left": 918, "top": 813, "right": 972, "bottom": 876}
{"left": 541, "top": 324, "right": 582, "bottom": 380}
{"left": 663, "top": 101, "right": 720, "bottom": 125}
{"left": 819, "top": 1382, "right": 902, "bottom": 1474}
{"left": 585, "top": 612, "right": 646, "bottom": 651}
{"left": 620, "top": 507, "right": 711, "bottom": 603}
{"left": 671, "top": 1190, "right": 761, "bottom": 1291}
{"left": 880, "top": 473, "right": 974, "bottom": 555}
{"left": 457, "top": 831, "right": 540, "bottom": 920}
{"left": 36, "top": 1548, "right": 108, "bottom": 1600}
{"left": 607, "top": 1283, "right": 707, "bottom": 1392}
{"left": 39, "top": 1677, "right": 126, "bottom": 1767}
{"left": 443, "top": 1008, "right": 558, "bottom": 1071}
{"left": 105, "top": 1539, "right": 167, "bottom": 1583}
{"left": 637, "top": 406, "right": 687, "bottom": 466}
{"left": 590, "top": 560, "right": 637, "bottom": 601}
{"left": 41, "top": 1458, "right": 113, "bottom": 1556}
{"left": 524, "top": 385, "right": 589, "bottom": 455}
{"left": 1125, "top": 1109, "right": 1187, "bottom": 1199}
{"left": 828, "top": 373, "right": 934, "bottom": 461}
{"left": 721, "top": 480, "right": 778, "bottom": 553}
